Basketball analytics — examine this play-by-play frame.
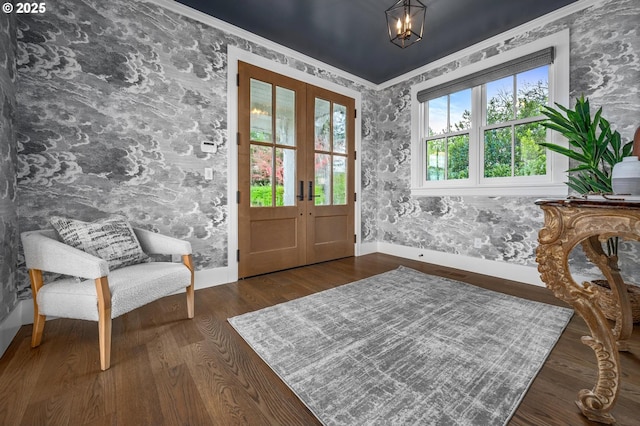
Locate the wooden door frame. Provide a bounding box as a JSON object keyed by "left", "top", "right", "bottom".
{"left": 227, "top": 46, "right": 363, "bottom": 281}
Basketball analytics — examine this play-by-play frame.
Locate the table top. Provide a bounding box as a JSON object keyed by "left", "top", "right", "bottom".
{"left": 536, "top": 196, "right": 640, "bottom": 209}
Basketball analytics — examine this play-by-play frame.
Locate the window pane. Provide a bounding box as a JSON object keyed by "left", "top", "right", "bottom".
{"left": 484, "top": 127, "right": 512, "bottom": 178}
{"left": 515, "top": 122, "right": 547, "bottom": 176}
{"left": 426, "top": 138, "right": 446, "bottom": 181}
{"left": 447, "top": 135, "right": 469, "bottom": 180}
{"left": 333, "top": 156, "right": 347, "bottom": 205}
{"left": 275, "top": 148, "right": 296, "bottom": 206}
{"left": 250, "top": 144, "right": 272, "bottom": 207}
{"left": 315, "top": 153, "right": 331, "bottom": 205}
{"left": 486, "top": 76, "right": 514, "bottom": 125}
{"left": 333, "top": 104, "right": 347, "bottom": 154}
{"left": 449, "top": 89, "right": 472, "bottom": 131}
{"left": 250, "top": 79, "right": 272, "bottom": 143}
{"left": 427, "top": 96, "right": 447, "bottom": 136}
{"left": 314, "top": 98, "right": 331, "bottom": 151}
{"left": 275, "top": 87, "right": 295, "bottom": 146}
{"left": 516, "top": 66, "right": 549, "bottom": 120}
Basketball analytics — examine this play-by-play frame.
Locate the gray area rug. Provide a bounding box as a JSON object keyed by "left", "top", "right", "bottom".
{"left": 228, "top": 266, "right": 573, "bottom": 425}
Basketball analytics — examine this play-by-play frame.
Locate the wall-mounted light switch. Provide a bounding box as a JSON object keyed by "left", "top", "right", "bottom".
{"left": 204, "top": 168, "right": 213, "bottom": 180}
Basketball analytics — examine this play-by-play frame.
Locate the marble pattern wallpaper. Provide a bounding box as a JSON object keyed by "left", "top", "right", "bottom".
{"left": 363, "top": 0, "right": 640, "bottom": 279}
{"left": 4, "top": 0, "right": 639, "bottom": 316}
{"left": 0, "top": 11, "right": 18, "bottom": 324}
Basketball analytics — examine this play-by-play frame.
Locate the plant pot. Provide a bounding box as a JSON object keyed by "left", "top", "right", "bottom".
{"left": 612, "top": 156, "right": 640, "bottom": 195}
{"left": 591, "top": 280, "right": 640, "bottom": 323}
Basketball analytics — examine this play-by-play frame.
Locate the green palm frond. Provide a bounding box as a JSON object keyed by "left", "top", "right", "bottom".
{"left": 539, "top": 95, "right": 629, "bottom": 194}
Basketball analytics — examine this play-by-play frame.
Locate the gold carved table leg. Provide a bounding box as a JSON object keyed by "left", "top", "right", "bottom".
{"left": 581, "top": 236, "right": 634, "bottom": 351}
{"left": 535, "top": 204, "right": 639, "bottom": 424}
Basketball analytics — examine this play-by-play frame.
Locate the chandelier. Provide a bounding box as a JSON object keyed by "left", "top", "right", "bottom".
{"left": 385, "top": 0, "right": 427, "bottom": 49}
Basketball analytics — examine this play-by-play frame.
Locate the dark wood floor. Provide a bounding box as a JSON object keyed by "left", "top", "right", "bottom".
{"left": 1, "top": 253, "right": 638, "bottom": 425}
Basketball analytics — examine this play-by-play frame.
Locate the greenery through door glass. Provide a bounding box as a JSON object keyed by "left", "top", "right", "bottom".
{"left": 249, "top": 80, "right": 297, "bottom": 207}
{"left": 313, "top": 100, "right": 348, "bottom": 205}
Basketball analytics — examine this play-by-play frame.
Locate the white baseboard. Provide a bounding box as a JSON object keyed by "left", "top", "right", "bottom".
{"left": 359, "top": 242, "right": 379, "bottom": 256}
{"left": 0, "top": 299, "right": 31, "bottom": 358}
{"left": 194, "top": 266, "right": 232, "bottom": 290}
{"left": 362, "top": 242, "right": 546, "bottom": 287}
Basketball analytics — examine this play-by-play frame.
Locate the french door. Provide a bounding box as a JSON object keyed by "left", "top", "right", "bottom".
{"left": 238, "top": 62, "right": 355, "bottom": 278}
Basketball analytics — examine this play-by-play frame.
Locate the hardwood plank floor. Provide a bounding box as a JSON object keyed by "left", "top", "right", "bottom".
{"left": 0, "top": 253, "right": 638, "bottom": 425}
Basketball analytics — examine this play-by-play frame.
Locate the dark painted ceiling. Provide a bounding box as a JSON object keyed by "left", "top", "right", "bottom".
{"left": 175, "top": 0, "right": 578, "bottom": 84}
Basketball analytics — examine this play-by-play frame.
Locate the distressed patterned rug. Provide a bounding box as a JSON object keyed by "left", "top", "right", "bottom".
{"left": 228, "top": 266, "right": 573, "bottom": 425}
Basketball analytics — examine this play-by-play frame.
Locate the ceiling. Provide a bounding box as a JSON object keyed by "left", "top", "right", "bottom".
{"left": 175, "top": 0, "right": 578, "bottom": 84}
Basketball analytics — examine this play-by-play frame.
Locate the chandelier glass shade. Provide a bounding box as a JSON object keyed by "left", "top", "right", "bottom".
{"left": 385, "top": 0, "right": 427, "bottom": 49}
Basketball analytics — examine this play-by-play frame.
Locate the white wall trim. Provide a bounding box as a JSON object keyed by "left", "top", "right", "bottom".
{"left": 151, "top": 0, "right": 375, "bottom": 89}
{"left": 227, "top": 46, "right": 363, "bottom": 279}
{"left": 194, "top": 266, "right": 233, "bottom": 290}
{"left": 378, "top": 0, "right": 598, "bottom": 90}
{"left": 367, "top": 241, "right": 595, "bottom": 288}
{"left": 364, "top": 241, "right": 546, "bottom": 286}
{"left": 409, "top": 29, "right": 570, "bottom": 197}
{"left": 359, "top": 242, "right": 379, "bottom": 256}
{"left": 0, "top": 300, "right": 27, "bottom": 358}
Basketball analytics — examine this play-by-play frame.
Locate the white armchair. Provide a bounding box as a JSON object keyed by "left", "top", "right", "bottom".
{"left": 21, "top": 227, "right": 195, "bottom": 370}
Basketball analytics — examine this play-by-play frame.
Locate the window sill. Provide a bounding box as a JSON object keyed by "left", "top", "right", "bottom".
{"left": 410, "top": 183, "right": 569, "bottom": 197}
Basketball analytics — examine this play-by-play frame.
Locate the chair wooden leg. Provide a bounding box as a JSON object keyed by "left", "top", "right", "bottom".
{"left": 32, "top": 313, "right": 46, "bottom": 348}
{"left": 28, "top": 269, "right": 46, "bottom": 347}
{"left": 95, "top": 277, "right": 112, "bottom": 370}
{"left": 182, "top": 254, "right": 195, "bottom": 319}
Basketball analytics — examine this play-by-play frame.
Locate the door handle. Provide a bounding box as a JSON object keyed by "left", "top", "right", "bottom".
{"left": 308, "top": 181, "right": 320, "bottom": 201}
{"left": 298, "top": 180, "right": 304, "bottom": 201}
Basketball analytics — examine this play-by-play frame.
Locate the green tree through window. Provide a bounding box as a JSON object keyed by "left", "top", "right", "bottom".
{"left": 424, "top": 65, "right": 549, "bottom": 182}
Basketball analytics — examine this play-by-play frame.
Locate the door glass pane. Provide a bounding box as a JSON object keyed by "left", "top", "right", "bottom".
{"left": 250, "top": 79, "right": 272, "bottom": 143}
{"left": 315, "top": 153, "right": 331, "bottom": 205}
{"left": 426, "top": 138, "right": 445, "bottom": 181}
{"left": 333, "top": 104, "right": 346, "bottom": 153}
{"left": 333, "top": 156, "right": 347, "bottom": 205}
{"left": 515, "top": 122, "right": 547, "bottom": 176}
{"left": 275, "top": 148, "right": 296, "bottom": 206}
{"left": 516, "top": 66, "right": 549, "bottom": 120}
{"left": 276, "top": 86, "right": 295, "bottom": 147}
{"left": 314, "top": 98, "right": 331, "bottom": 151}
{"left": 486, "top": 76, "right": 514, "bottom": 125}
{"left": 427, "top": 96, "right": 447, "bottom": 135}
{"left": 447, "top": 135, "right": 469, "bottom": 180}
{"left": 484, "top": 127, "right": 512, "bottom": 178}
{"left": 250, "top": 144, "right": 273, "bottom": 207}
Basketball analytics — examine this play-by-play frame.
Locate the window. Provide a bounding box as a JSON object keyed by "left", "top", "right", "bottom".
{"left": 425, "top": 89, "right": 471, "bottom": 181}
{"left": 482, "top": 66, "right": 548, "bottom": 179}
{"left": 411, "top": 31, "right": 569, "bottom": 196}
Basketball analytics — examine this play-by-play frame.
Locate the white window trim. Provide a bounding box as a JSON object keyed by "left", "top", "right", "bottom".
{"left": 410, "top": 30, "right": 570, "bottom": 197}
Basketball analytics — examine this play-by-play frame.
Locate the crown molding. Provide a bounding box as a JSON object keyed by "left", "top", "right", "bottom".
{"left": 149, "top": 0, "right": 377, "bottom": 90}
{"left": 150, "top": 0, "right": 601, "bottom": 92}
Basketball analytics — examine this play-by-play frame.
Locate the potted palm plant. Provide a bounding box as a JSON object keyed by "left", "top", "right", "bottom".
{"left": 538, "top": 95, "right": 633, "bottom": 194}
{"left": 538, "top": 96, "right": 639, "bottom": 322}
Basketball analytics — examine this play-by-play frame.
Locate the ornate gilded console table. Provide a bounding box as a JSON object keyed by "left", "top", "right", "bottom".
{"left": 535, "top": 198, "right": 639, "bottom": 424}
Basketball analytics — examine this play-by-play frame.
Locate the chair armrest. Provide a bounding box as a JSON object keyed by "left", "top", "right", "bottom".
{"left": 21, "top": 230, "right": 109, "bottom": 279}
{"left": 133, "top": 228, "right": 192, "bottom": 255}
